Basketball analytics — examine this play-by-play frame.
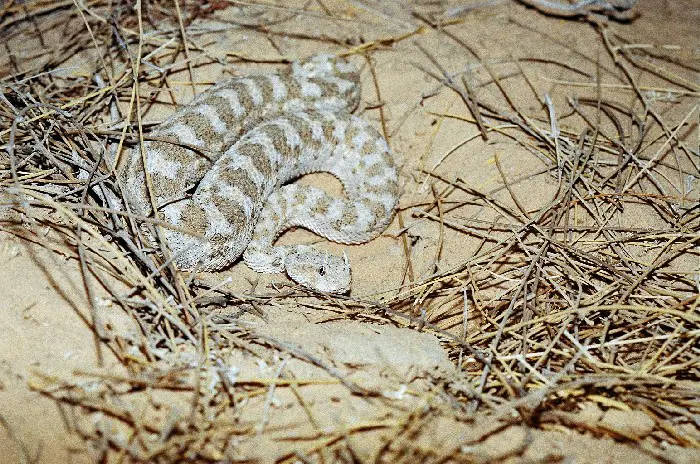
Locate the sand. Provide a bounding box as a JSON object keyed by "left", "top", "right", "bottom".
{"left": 1, "top": 0, "right": 698, "bottom": 462}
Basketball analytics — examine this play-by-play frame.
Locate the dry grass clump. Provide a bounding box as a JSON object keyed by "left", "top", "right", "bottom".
{"left": 1, "top": 0, "right": 698, "bottom": 462}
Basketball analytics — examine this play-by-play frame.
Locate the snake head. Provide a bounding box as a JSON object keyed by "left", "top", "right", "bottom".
{"left": 284, "top": 246, "right": 351, "bottom": 294}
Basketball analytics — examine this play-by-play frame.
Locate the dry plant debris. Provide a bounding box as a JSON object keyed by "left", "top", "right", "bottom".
{"left": 0, "top": 0, "right": 698, "bottom": 462}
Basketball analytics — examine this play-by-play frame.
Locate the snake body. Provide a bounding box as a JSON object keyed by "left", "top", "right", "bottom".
{"left": 122, "top": 55, "right": 398, "bottom": 292}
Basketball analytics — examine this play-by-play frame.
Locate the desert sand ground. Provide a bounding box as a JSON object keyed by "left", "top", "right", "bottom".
{"left": 0, "top": 0, "right": 698, "bottom": 462}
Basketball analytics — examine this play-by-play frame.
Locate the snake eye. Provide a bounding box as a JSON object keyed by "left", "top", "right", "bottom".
{"left": 318, "top": 266, "right": 326, "bottom": 276}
